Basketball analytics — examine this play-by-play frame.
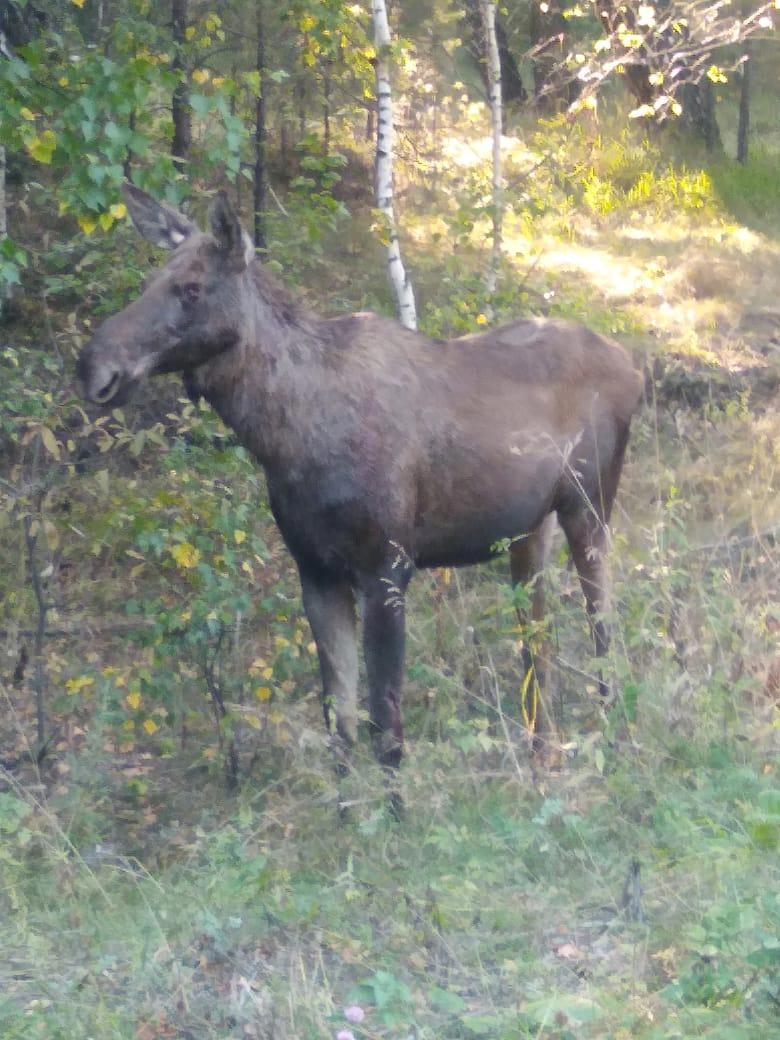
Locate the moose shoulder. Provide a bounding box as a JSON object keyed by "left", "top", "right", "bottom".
{"left": 77, "top": 184, "right": 643, "bottom": 774}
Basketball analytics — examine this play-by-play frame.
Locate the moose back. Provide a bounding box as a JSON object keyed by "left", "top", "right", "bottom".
{"left": 77, "top": 184, "right": 643, "bottom": 769}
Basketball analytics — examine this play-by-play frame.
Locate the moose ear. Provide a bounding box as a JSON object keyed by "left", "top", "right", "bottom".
{"left": 121, "top": 182, "right": 197, "bottom": 250}
{"left": 209, "top": 191, "right": 255, "bottom": 270}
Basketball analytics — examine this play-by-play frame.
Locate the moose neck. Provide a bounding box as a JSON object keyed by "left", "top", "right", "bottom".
{"left": 191, "top": 261, "right": 326, "bottom": 470}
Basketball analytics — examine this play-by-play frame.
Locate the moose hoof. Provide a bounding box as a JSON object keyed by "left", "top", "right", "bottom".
{"left": 387, "top": 788, "right": 405, "bottom": 821}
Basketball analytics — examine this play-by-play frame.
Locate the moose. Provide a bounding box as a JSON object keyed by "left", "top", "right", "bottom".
{"left": 77, "top": 184, "right": 643, "bottom": 779}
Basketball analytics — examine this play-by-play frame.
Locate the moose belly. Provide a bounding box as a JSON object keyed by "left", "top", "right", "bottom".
{"left": 413, "top": 490, "right": 554, "bottom": 569}
{"left": 411, "top": 439, "right": 562, "bottom": 569}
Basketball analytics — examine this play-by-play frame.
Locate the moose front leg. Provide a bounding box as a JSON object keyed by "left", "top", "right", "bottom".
{"left": 509, "top": 516, "right": 555, "bottom": 745}
{"left": 300, "top": 571, "right": 359, "bottom": 754}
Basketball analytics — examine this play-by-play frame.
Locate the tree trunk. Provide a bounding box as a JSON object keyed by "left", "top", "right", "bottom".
{"left": 254, "top": 0, "right": 267, "bottom": 249}
{"left": 0, "top": 145, "right": 8, "bottom": 322}
{"left": 123, "top": 108, "right": 136, "bottom": 181}
{"left": 171, "top": 0, "right": 191, "bottom": 174}
{"left": 463, "top": 0, "right": 526, "bottom": 110}
{"left": 323, "top": 58, "right": 332, "bottom": 154}
{"left": 480, "top": 0, "right": 503, "bottom": 301}
{"left": 736, "top": 45, "right": 751, "bottom": 164}
{"left": 371, "top": 0, "right": 416, "bottom": 331}
{"left": 528, "top": 0, "right": 569, "bottom": 109}
{"left": 681, "top": 78, "right": 722, "bottom": 152}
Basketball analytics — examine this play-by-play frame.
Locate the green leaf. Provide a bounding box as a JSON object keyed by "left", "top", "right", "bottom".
{"left": 428, "top": 986, "right": 466, "bottom": 1014}
{"left": 190, "top": 93, "right": 212, "bottom": 118}
{"left": 458, "top": 1012, "right": 509, "bottom": 1036}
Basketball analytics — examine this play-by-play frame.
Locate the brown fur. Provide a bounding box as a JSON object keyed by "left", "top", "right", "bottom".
{"left": 77, "top": 185, "right": 643, "bottom": 775}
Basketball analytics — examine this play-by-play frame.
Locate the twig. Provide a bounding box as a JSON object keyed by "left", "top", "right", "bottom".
{"left": 1, "top": 618, "right": 156, "bottom": 639}
{"left": 22, "top": 502, "right": 53, "bottom": 749}
{"left": 202, "top": 624, "right": 239, "bottom": 788}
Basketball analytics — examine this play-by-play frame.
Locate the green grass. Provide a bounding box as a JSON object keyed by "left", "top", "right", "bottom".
{"left": 2, "top": 685, "right": 778, "bottom": 1038}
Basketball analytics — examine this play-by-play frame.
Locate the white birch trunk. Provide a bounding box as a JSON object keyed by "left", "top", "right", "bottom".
{"left": 371, "top": 0, "right": 417, "bottom": 331}
{"left": 481, "top": 0, "right": 503, "bottom": 299}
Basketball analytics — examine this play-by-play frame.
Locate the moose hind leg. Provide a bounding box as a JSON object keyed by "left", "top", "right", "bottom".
{"left": 509, "top": 515, "right": 555, "bottom": 741}
{"left": 362, "top": 572, "right": 408, "bottom": 774}
{"left": 300, "top": 571, "right": 359, "bottom": 754}
{"left": 558, "top": 507, "right": 612, "bottom": 699}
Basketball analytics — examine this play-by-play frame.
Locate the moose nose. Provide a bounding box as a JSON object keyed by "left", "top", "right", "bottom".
{"left": 93, "top": 370, "right": 122, "bottom": 404}
{"left": 75, "top": 349, "right": 124, "bottom": 405}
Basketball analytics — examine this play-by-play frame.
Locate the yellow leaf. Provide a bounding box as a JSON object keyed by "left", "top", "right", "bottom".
{"left": 27, "top": 129, "right": 57, "bottom": 163}
{"left": 65, "top": 675, "right": 95, "bottom": 694}
{"left": 306, "top": 641, "right": 317, "bottom": 655}
{"left": 71, "top": 0, "right": 87, "bottom": 7}
{"left": 234, "top": 529, "right": 246, "bottom": 544}
{"left": 706, "top": 64, "right": 728, "bottom": 84}
{"left": 142, "top": 718, "right": 158, "bottom": 735}
{"left": 299, "top": 13, "right": 316, "bottom": 31}
{"left": 99, "top": 212, "right": 114, "bottom": 231}
{"left": 262, "top": 666, "right": 274, "bottom": 680}
{"left": 255, "top": 685, "right": 272, "bottom": 701}
{"left": 192, "top": 68, "right": 210, "bottom": 85}
{"left": 475, "top": 313, "right": 488, "bottom": 326}
{"left": 58, "top": 77, "right": 69, "bottom": 87}
{"left": 39, "top": 425, "right": 60, "bottom": 459}
{"left": 268, "top": 709, "right": 284, "bottom": 725}
{"left": 110, "top": 202, "right": 127, "bottom": 220}
{"left": 241, "top": 560, "right": 253, "bottom": 574}
{"left": 20, "top": 107, "right": 36, "bottom": 120}
{"left": 78, "top": 214, "right": 98, "bottom": 235}
{"left": 170, "top": 542, "right": 200, "bottom": 569}
{"left": 42, "top": 520, "right": 59, "bottom": 552}
{"left": 126, "top": 691, "right": 142, "bottom": 711}
{"left": 618, "top": 31, "right": 643, "bottom": 48}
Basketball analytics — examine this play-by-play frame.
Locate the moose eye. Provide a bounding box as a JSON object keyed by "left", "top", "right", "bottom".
{"left": 177, "top": 282, "right": 201, "bottom": 308}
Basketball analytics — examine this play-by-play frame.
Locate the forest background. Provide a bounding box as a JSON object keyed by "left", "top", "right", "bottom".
{"left": 0, "top": 0, "right": 778, "bottom": 1037}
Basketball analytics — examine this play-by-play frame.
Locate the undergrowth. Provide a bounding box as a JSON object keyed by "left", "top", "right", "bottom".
{"left": 2, "top": 394, "right": 778, "bottom": 1040}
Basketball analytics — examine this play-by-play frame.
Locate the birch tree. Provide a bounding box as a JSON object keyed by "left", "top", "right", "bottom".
{"left": 371, "top": 0, "right": 416, "bottom": 331}
{"left": 480, "top": 0, "right": 503, "bottom": 300}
